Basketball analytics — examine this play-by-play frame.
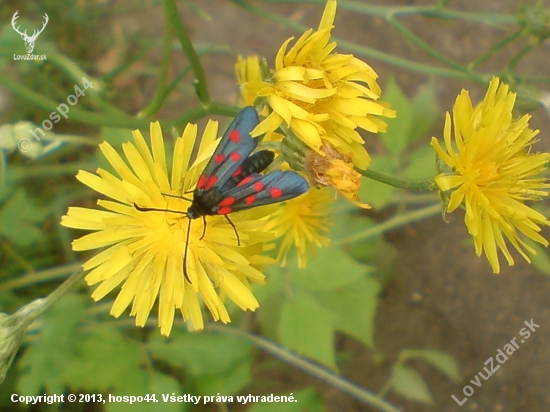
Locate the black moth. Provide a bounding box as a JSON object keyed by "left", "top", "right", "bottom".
{"left": 136, "top": 107, "right": 309, "bottom": 282}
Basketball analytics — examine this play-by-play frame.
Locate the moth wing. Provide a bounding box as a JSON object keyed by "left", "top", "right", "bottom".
{"left": 196, "top": 107, "right": 259, "bottom": 193}
{"left": 215, "top": 171, "right": 309, "bottom": 214}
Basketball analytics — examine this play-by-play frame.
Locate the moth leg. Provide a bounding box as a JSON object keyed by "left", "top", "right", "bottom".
{"left": 160, "top": 192, "right": 192, "bottom": 202}
{"left": 182, "top": 218, "right": 193, "bottom": 283}
{"left": 224, "top": 215, "right": 240, "bottom": 246}
{"left": 199, "top": 215, "right": 207, "bottom": 241}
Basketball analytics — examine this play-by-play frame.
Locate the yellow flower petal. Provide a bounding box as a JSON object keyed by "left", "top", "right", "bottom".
{"left": 235, "top": 0, "right": 394, "bottom": 167}
{"left": 62, "top": 120, "right": 278, "bottom": 335}
{"left": 432, "top": 77, "right": 550, "bottom": 273}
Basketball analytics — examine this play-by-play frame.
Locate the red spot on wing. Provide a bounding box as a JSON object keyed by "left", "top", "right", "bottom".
{"left": 214, "top": 154, "right": 225, "bottom": 163}
{"left": 197, "top": 175, "right": 207, "bottom": 189}
{"left": 231, "top": 166, "right": 242, "bottom": 178}
{"left": 270, "top": 187, "right": 283, "bottom": 198}
{"left": 218, "top": 206, "right": 232, "bottom": 214}
{"left": 229, "top": 152, "right": 241, "bottom": 162}
{"left": 253, "top": 181, "right": 264, "bottom": 192}
{"left": 229, "top": 130, "right": 240, "bottom": 143}
{"left": 245, "top": 195, "right": 256, "bottom": 205}
{"left": 205, "top": 175, "right": 218, "bottom": 190}
{"left": 219, "top": 197, "right": 236, "bottom": 207}
{"left": 237, "top": 176, "right": 254, "bottom": 187}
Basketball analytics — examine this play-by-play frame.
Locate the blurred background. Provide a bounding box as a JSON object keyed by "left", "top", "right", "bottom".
{"left": 1, "top": 1, "right": 550, "bottom": 411}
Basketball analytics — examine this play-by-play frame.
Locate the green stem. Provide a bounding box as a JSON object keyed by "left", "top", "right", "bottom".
{"left": 138, "top": 47, "right": 221, "bottom": 119}
{"left": 386, "top": 16, "right": 483, "bottom": 83}
{"left": 358, "top": 167, "right": 436, "bottom": 191}
{"left": 45, "top": 134, "right": 98, "bottom": 146}
{"left": 0, "top": 76, "right": 150, "bottom": 129}
{"left": 7, "top": 162, "right": 96, "bottom": 183}
{"left": 0, "top": 238, "right": 34, "bottom": 273}
{"left": 208, "top": 325, "right": 401, "bottom": 412}
{"left": 389, "top": 192, "right": 439, "bottom": 205}
{"left": 102, "top": 45, "right": 155, "bottom": 83}
{"left": 172, "top": 102, "right": 240, "bottom": 128}
{"left": 0, "top": 47, "right": 123, "bottom": 116}
{"left": 253, "top": 0, "right": 517, "bottom": 24}
{"left": 468, "top": 29, "right": 522, "bottom": 71}
{"left": 139, "top": 6, "right": 174, "bottom": 117}
{"left": 0, "top": 151, "right": 5, "bottom": 187}
{"left": 377, "top": 378, "right": 393, "bottom": 399}
{"left": 506, "top": 43, "right": 536, "bottom": 74}
{"left": 2, "top": 266, "right": 85, "bottom": 372}
{"left": 231, "top": 0, "right": 481, "bottom": 81}
{"left": 521, "top": 75, "right": 550, "bottom": 83}
{"left": 163, "top": 0, "right": 211, "bottom": 104}
{"left": 19, "top": 267, "right": 85, "bottom": 323}
{"left": 0, "top": 263, "right": 82, "bottom": 293}
{"left": 335, "top": 203, "right": 441, "bottom": 245}
{"left": 45, "top": 49, "right": 124, "bottom": 115}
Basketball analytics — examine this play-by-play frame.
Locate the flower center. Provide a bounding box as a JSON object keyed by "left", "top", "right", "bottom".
{"left": 474, "top": 160, "right": 500, "bottom": 186}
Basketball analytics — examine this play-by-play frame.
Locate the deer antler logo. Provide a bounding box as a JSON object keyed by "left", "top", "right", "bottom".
{"left": 11, "top": 11, "right": 49, "bottom": 54}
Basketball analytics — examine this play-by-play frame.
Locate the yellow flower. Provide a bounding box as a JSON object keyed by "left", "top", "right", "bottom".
{"left": 305, "top": 142, "right": 370, "bottom": 208}
{"left": 61, "top": 121, "right": 275, "bottom": 335}
{"left": 235, "top": 55, "right": 264, "bottom": 107}
{"left": 237, "top": 0, "right": 395, "bottom": 169}
{"left": 266, "top": 187, "right": 333, "bottom": 268}
{"left": 431, "top": 77, "right": 550, "bottom": 273}
{"left": 235, "top": 56, "right": 286, "bottom": 144}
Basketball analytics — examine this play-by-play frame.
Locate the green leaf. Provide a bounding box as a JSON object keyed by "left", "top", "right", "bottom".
{"left": 149, "top": 372, "right": 187, "bottom": 412}
{"left": 0, "top": 189, "right": 49, "bottom": 246}
{"left": 404, "top": 145, "right": 437, "bottom": 180}
{"left": 409, "top": 80, "right": 440, "bottom": 143}
{"left": 252, "top": 267, "right": 285, "bottom": 303}
{"left": 17, "top": 294, "right": 86, "bottom": 395}
{"left": 66, "top": 325, "right": 145, "bottom": 391}
{"left": 245, "top": 387, "right": 325, "bottom": 412}
{"left": 380, "top": 76, "right": 413, "bottom": 155}
{"left": 358, "top": 156, "right": 396, "bottom": 209}
{"left": 391, "top": 364, "right": 433, "bottom": 404}
{"left": 195, "top": 358, "right": 251, "bottom": 395}
{"left": 107, "top": 370, "right": 151, "bottom": 412}
{"left": 333, "top": 212, "right": 397, "bottom": 288}
{"left": 278, "top": 295, "right": 337, "bottom": 369}
{"left": 108, "top": 371, "right": 187, "bottom": 412}
{"left": 315, "top": 277, "right": 380, "bottom": 348}
{"left": 291, "top": 245, "right": 369, "bottom": 291}
{"left": 331, "top": 211, "right": 375, "bottom": 249}
{"left": 373, "top": 241, "right": 398, "bottom": 287}
{"left": 257, "top": 293, "right": 284, "bottom": 341}
{"left": 148, "top": 332, "right": 251, "bottom": 376}
{"left": 400, "top": 349, "right": 461, "bottom": 383}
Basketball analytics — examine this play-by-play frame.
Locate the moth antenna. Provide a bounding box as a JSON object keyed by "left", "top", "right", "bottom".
{"left": 133, "top": 203, "right": 187, "bottom": 215}
{"left": 224, "top": 215, "right": 240, "bottom": 246}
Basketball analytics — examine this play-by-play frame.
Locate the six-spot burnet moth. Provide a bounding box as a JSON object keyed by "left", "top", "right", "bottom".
{"left": 136, "top": 106, "right": 309, "bottom": 282}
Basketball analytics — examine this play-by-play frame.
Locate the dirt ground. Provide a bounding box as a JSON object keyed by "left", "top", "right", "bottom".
{"left": 177, "top": 1, "right": 550, "bottom": 411}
